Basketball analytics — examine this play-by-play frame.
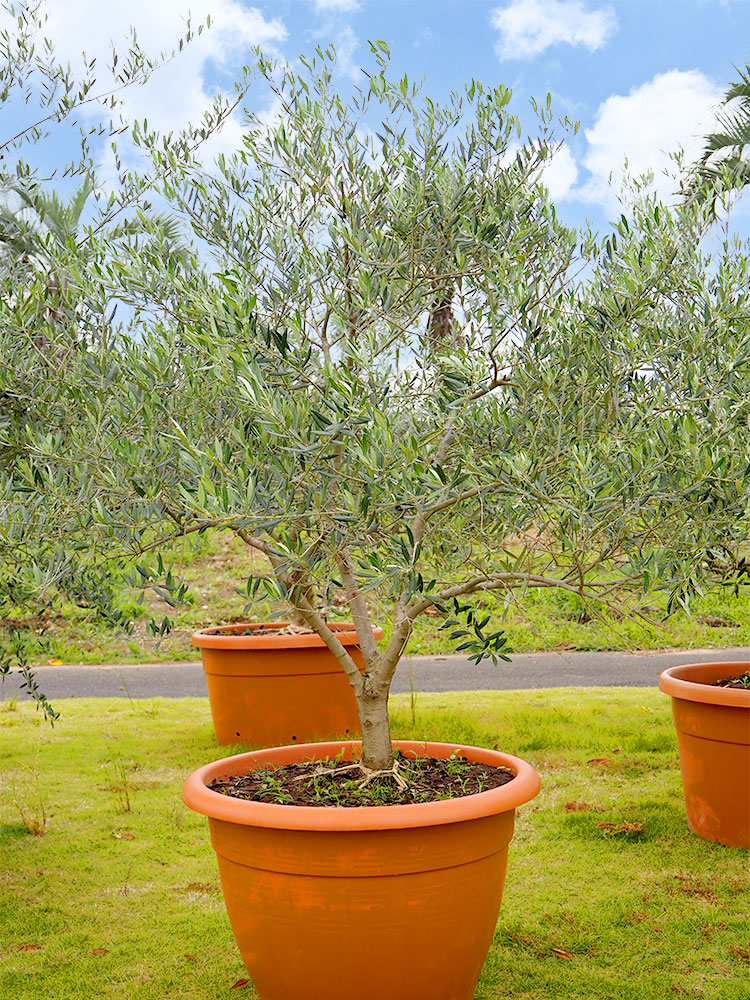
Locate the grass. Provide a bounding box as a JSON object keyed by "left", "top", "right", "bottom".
{"left": 1, "top": 691, "right": 748, "bottom": 999}
{"left": 4, "top": 533, "right": 750, "bottom": 666}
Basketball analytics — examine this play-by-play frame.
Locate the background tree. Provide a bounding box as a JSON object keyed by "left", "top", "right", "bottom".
{"left": 693, "top": 63, "right": 750, "bottom": 204}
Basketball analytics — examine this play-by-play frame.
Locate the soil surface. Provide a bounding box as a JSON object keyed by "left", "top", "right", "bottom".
{"left": 715, "top": 671, "right": 750, "bottom": 690}
{"left": 204, "top": 623, "right": 348, "bottom": 637}
{"left": 208, "top": 753, "right": 515, "bottom": 807}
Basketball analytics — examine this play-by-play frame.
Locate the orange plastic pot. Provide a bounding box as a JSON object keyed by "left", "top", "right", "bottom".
{"left": 183, "top": 740, "right": 541, "bottom": 1000}
{"left": 659, "top": 662, "right": 750, "bottom": 849}
{"left": 193, "top": 623, "right": 382, "bottom": 746}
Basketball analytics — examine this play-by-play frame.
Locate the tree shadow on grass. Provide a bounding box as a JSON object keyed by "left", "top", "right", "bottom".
{"left": 0, "top": 822, "right": 34, "bottom": 842}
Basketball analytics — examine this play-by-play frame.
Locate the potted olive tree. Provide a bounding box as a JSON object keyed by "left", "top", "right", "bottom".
{"left": 20, "top": 46, "right": 750, "bottom": 1000}
{"left": 105, "top": 44, "right": 581, "bottom": 750}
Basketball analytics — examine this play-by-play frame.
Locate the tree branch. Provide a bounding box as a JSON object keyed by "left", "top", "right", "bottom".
{"left": 406, "top": 571, "right": 641, "bottom": 620}
{"left": 334, "top": 547, "right": 380, "bottom": 666}
{"left": 292, "top": 594, "right": 365, "bottom": 695}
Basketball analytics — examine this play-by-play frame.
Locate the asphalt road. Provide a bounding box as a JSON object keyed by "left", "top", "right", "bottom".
{"left": 4, "top": 646, "right": 749, "bottom": 701}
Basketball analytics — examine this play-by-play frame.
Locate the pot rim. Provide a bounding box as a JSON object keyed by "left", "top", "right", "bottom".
{"left": 658, "top": 661, "right": 750, "bottom": 708}
{"left": 182, "top": 740, "right": 541, "bottom": 831}
{"left": 192, "top": 622, "right": 384, "bottom": 650}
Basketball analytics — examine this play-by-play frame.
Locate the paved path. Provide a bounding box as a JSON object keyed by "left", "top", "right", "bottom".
{"left": 4, "top": 646, "right": 749, "bottom": 701}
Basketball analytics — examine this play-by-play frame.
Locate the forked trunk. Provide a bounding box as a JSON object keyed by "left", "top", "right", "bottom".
{"left": 356, "top": 684, "right": 394, "bottom": 771}
{"left": 274, "top": 571, "right": 318, "bottom": 628}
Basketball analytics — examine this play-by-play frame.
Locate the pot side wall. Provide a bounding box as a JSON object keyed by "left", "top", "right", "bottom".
{"left": 660, "top": 662, "right": 750, "bottom": 850}
{"left": 210, "top": 811, "right": 514, "bottom": 1000}
{"left": 670, "top": 698, "right": 750, "bottom": 848}
{"left": 200, "top": 645, "right": 365, "bottom": 746}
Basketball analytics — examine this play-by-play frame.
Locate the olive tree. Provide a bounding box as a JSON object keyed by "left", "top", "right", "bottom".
{"left": 19, "top": 47, "right": 750, "bottom": 773}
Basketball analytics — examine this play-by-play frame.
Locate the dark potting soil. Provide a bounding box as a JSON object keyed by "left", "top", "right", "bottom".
{"left": 714, "top": 671, "right": 750, "bottom": 690}
{"left": 208, "top": 753, "right": 515, "bottom": 807}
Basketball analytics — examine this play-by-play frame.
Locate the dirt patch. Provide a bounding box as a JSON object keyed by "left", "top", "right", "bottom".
{"left": 205, "top": 623, "right": 315, "bottom": 638}
{"left": 671, "top": 873, "right": 716, "bottom": 903}
{"left": 596, "top": 819, "right": 644, "bottom": 839}
{"left": 174, "top": 882, "right": 220, "bottom": 895}
{"left": 208, "top": 753, "right": 514, "bottom": 807}
{"left": 696, "top": 614, "right": 739, "bottom": 628}
{"left": 203, "top": 622, "right": 357, "bottom": 638}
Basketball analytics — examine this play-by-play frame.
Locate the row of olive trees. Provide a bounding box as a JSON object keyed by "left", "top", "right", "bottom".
{"left": 7, "top": 46, "right": 750, "bottom": 768}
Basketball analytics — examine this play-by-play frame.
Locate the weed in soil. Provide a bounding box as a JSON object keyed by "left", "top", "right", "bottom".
{"left": 8, "top": 770, "right": 47, "bottom": 836}
{"left": 108, "top": 755, "right": 132, "bottom": 814}
{"left": 714, "top": 671, "right": 750, "bottom": 690}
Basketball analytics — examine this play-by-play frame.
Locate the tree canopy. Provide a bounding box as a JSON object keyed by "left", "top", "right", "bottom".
{"left": 4, "top": 45, "right": 748, "bottom": 766}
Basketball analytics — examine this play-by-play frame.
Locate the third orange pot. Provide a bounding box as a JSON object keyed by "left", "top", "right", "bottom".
{"left": 659, "top": 661, "right": 750, "bottom": 849}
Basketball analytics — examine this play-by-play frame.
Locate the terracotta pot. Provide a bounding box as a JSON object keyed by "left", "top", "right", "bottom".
{"left": 659, "top": 662, "right": 750, "bottom": 849}
{"left": 193, "top": 623, "right": 383, "bottom": 746}
{"left": 183, "top": 740, "right": 541, "bottom": 1000}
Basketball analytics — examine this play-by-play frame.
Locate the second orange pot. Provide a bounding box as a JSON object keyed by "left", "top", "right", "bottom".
{"left": 193, "top": 623, "right": 383, "bottom": 746}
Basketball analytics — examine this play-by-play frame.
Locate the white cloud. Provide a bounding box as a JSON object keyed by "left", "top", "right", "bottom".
{"left": 499, "top": 140, "right": 578, "bottom": 202}
{"left": 490, "top": 0, "right": 617, "bottom": 60}
{"left": 538, "top": 146, "right": 579, "bottom": 201}
{"left": 334, "top": 25, "right": 362, "bottom": 81}
{"left": 305, "top": 13, "right": 363, "bottom": 84}
{"left": 43, "top": 1, "right": 286, "bottom": 150}
{"left": 313, "top": 0, "right": 361, "bottom": 11}
{"left": 577, "top": 69, "right": 722, "bottom": 208}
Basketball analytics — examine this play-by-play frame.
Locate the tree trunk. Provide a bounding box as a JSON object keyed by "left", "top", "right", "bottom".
{"left": 287, "top": 606, "right": 309, "bottom": 627}
{"left": 356, "top": 682, "right": 394, "bottom": 771}
{"left": 427, "top": 280, "right": 454, "bottom": 348}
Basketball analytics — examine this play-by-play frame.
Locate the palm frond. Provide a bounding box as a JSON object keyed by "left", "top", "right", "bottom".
{"left": 67, "top": 175, "right": 96, "bottom": 229}
{"left": 693, "top": 62, "right": 750, "bottom": 202}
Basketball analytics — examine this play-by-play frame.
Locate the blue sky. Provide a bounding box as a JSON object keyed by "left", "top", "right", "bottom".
{"left": 9, "top": 1, "right": 750, "bottom": 237}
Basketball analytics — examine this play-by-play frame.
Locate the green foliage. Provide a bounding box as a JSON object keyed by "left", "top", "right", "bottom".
{"left": 0, "top": 631, "right": 58, "bottom": 724}
{"left": 3, "top": 41, "right": 750, "bottom": 760}
{"left": 438, "top": 597, "right": 510, "bottom": 665}
{"left": 0, "top": 2, "right": 237, "bottom": 717}
{"left": 693, "top": 62, "right": 750, "bottom": 203}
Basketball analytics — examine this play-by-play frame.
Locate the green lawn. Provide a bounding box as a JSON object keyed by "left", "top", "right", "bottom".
{"left": 5, "top": 532, "right": 750, "bottom": 666}
{"left": 1, "top": 691, "right": 748, "bottom": 999}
